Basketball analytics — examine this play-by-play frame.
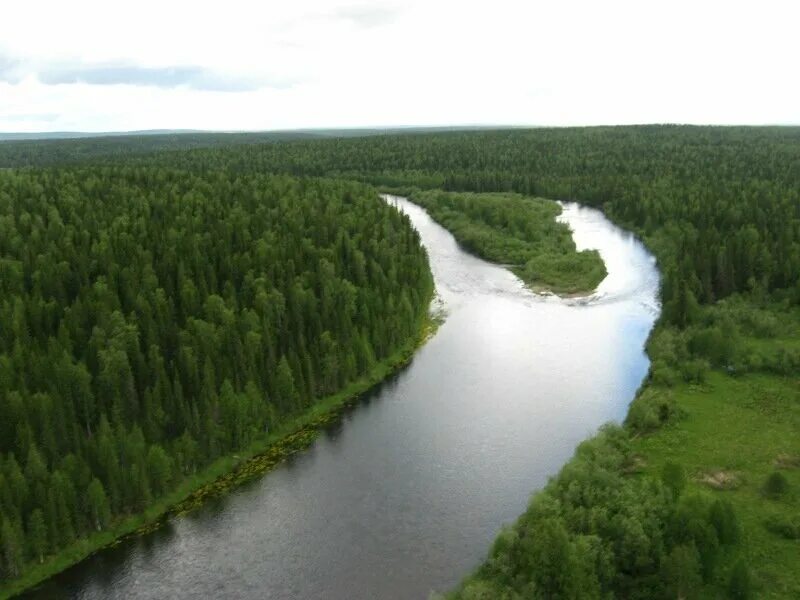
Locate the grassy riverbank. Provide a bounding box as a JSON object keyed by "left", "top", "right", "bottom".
{"left": 0, "top": 315, "right": 439, "bottom": 600}
{"left": 631, "top": 372, "right": 800, "bottom": 598}
{"left": 383, "top": 187, "right": 799, "bottom": 598}
{"left": 448, "top": 296, "right": 800, "bottom": 599}
{"left": 625, "top": 298, "right": 800, "bottom": 597}
{"left": 400, "top": 190, "right": 607, "bottom": 296}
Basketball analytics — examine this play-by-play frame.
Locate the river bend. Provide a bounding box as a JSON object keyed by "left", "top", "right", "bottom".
{"left": 26, "top": 195, "right": 660, "bottom": 599}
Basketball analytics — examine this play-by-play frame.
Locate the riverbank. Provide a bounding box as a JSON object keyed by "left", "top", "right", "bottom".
{"left": 625, "top": 297, "right": 800, "bottom": 598}
{"left": 1, "top": 313, "right": 440, "bottom": 600}
{"left": 631, "top": 370, "right": 800, "bottom": 598}
{"left": 380, "top": 182, "right": 798, "bottom": 597}
{"left": 24, "top": 192, "right": 661, "bottom": 598}
{"left": 447, "top": 283, "right": 799, "bottom": 595}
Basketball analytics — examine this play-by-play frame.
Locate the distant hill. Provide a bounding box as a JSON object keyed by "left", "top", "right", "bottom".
{"left": 0, "top": 125, "right": 521, "bottom": 167}
{"left": 0, "top": 125, "right": 517, "bottom": 143}
{"left": 0, "top": 130, "right": 208, "bottom": 141}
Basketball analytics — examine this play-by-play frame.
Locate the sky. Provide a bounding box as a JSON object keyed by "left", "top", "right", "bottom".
{"left": 1, "top": 0, "right": 798, "bottom": 132}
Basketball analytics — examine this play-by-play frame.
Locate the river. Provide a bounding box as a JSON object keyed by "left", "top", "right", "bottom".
{"left": 24, "top": 195, "right": 660, "bottom": 599}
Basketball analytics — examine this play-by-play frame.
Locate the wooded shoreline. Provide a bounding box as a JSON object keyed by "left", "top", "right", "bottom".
{"left": 0, "top": 315, "right": 438, "bottom": 600}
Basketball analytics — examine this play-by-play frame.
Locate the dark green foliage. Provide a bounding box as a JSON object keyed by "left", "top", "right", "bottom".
{"left": 709, "top": 500, "right": 740, "bottom": 544}
{"left": 516, "top": 518, "right": 577, "bottom": 597}
{"left": 625, "top": 388, "right": 682, "bottom": 433}
{"left": 728, "top": 560, "right": 752, "bottom": 600}
{"left": 666, "top": 495, "right": 721, "bottom": 582}
{"left": 26, "top": 510, "right": 46, "bottom": 564}
{"left": 409, "top": 190, "right": 606, "bottom": 294}
{"left": 86, "top": 479, "right": 111, "bottom": 532}
{"left": 0, "top": 166, "right": 432, "bottom": 583}
{"left": 5, "top": 126, "right": 800, "bottom": 323}
{"left": 2, "top": 125, "right": 795, "bottom": 595}
{"left": 643, "top": 295, "right": 800, "bottom": 386}
{"left": 0, "top": 518, "right": 24, "bottom": 580}
{"left": 0, "top": 130, "right": 341, "bottom": 168}
{"left": 661, "top": 462, "right": 686, "bottom": 500}
{"left": 660, "top": 544, "right": 703, "bottom": 599}
{"left": 763, "top": 514, "right": 800, "bottom": 540}
{"left": 763, "top": 471, "right": 790, "bottom": 499}
{"left": 18, "top": 124, "right": 792, "bottom": 326}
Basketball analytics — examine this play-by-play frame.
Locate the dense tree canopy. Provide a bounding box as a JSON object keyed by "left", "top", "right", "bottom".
{"left": 0, "top": 166, "right": 432, "bottom": 581}
{"left": 1, "top": 125, "right": 797, "bottom": 595}
{"left": 5, "top": 126, "right": 800, "bottom": 317}
{"left": 69, "top": 125, "right": 796, "bottom": 320}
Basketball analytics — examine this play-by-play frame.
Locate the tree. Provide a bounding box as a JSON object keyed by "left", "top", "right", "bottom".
{"left": 275, "top": 357, "right": 299, "bottom": 414}
{"left": 661, "top": 462, "right": 686, "bottom": 500}
{"left": 27, "top": 509, "right": 48, "bottom": 563}
{"left": 660, "top": 543, "right": 702, "bottom": 599}
{"left": 1, "top": 517, "right": 23, "bottom": 579}
{"left": 518, "top": 518, "right": 576, "bottom": 598}
{"left": 146, "top": 445, "right": 172, "bottom": 498}
{"left": 86, "top": 478, "right": 111, "bottom": 531}
{"left": 709, "top": 500, "right": 740, "bottom": 544}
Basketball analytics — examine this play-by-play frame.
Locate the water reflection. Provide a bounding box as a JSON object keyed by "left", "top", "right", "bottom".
{"left": 25, "top": 196, "right": 659, "bottom": 600}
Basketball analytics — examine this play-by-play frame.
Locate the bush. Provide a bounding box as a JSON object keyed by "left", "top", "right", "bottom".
{"left": 763, "top": 471, "right": 790, "bottom": 498}
{"left": 680, "top": 358, "right": 710, "bottom": 384}
{"left": 626, "top": 389, "right": 682, "bottom": 433}
{"left": 763, "top": 514, "right": 800, "bottom": 539}
{"left": 728, "top": 560, "right": 752, "bottom": 600}
{"left": 688, "top": 324, "right": 738, "bottom": 366}
{"left": 649, "top": 360, "right": 681, "bottom": 387}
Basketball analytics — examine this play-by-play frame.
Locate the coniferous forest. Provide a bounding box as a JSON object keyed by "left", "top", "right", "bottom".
{"left": 0, "top": 166, "right": 432, "bottom": 585}
{"left": 0, "top": 125, "right": 799, "bottom": 598}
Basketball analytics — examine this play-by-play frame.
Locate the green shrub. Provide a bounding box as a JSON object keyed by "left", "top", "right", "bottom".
{"left": 649, "top": 361, "right": 681, "bottom": 387}
{"left": 763, "top": 514, "right": 800, "bottom": 539}
{"left": 680, "top": 359, "right": 710, "bottom": 383}
{"left": 728, "top": 560, "right": 752, "bottom": 600}
{"left": 763, "top": 471, "right": 790, "bottom": 498}
{"left": 626, "top": 389, "right": 682, "bottom": 433}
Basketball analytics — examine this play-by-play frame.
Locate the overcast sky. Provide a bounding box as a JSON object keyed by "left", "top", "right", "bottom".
{"left": 1, "top": 0, "right": 798, "bottom": 132}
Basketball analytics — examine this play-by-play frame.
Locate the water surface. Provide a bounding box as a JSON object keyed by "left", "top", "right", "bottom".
{"left": 26, "top": 196, "right": 659, "bottom": 599}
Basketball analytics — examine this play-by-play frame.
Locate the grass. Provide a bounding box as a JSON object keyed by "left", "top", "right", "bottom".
{"left": 632, "top": 371, "right": 800, "bottom": 598}
{"left": 0, "top": 315, "right": 439, "bottom": 600}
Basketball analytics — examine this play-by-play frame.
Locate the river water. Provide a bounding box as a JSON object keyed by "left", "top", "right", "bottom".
{"left": 25, "top": 196, "right": 660, "bottom": 599}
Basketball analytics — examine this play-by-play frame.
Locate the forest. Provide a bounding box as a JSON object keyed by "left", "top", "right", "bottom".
{"left": 0, "top": 166, "right": 432, "bottom": 586}
{"left": 1, "top": 125, "right": 798, "bottom": 597}
{"left": 8, "top": 125, "right": 795, "bottom": 318}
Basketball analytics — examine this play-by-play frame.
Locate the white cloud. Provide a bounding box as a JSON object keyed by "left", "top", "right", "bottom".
{"left": 0, "top": 0, "right": 798, "bottom": 131}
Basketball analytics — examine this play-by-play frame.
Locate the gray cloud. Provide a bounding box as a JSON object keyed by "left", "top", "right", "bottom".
{"left": 37, "top": 64, "right": 279, "bottom": 92}
{"left": 0, "top": 55, "right": 293, "bottom": 92}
